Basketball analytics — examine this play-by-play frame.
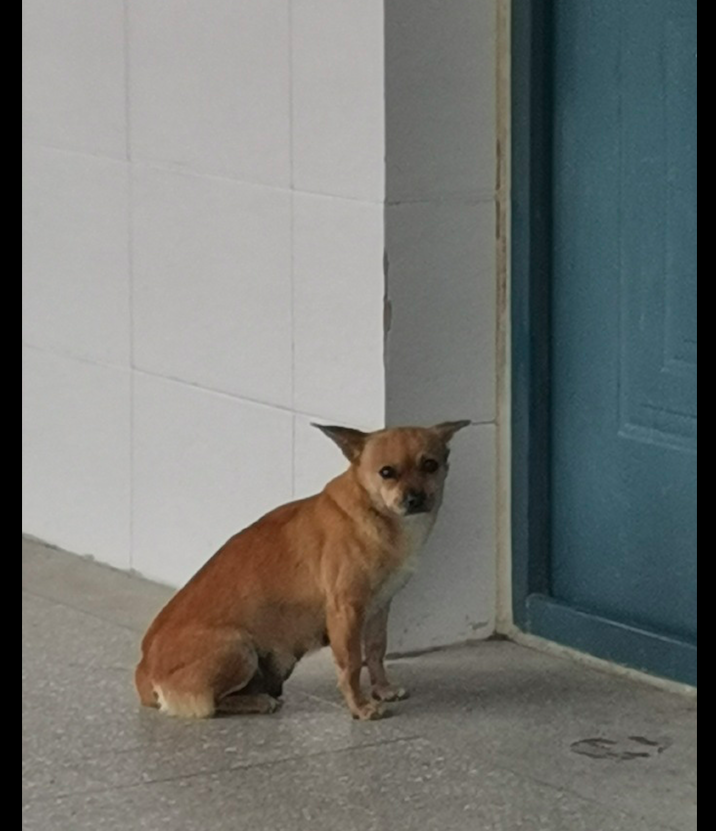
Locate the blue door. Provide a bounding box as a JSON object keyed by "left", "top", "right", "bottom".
{"left": 513, "top": 0, "right": 697, "bottom": 684}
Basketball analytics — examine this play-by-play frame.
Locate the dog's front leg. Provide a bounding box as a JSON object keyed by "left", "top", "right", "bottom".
{"left": 363, "top": 604, "right": 409, "bottom": 702}
{"left": 327, "top": 600, "right": 384, "bottom": 721}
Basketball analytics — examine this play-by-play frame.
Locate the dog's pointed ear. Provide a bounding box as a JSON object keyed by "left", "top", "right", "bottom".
{"left": 432, "top": 420, "right": 472, "bottom": 443}
{"left": 312, "top": 424, "right": 369, "bottom": 462}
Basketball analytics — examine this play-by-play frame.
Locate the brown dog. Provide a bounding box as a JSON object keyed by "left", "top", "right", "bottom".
{"left": 135, "top": 421, "right": 469, "bottom": 720}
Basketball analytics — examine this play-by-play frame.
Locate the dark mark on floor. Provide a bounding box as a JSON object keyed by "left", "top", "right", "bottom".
{"left": 571, "top": 736, "right": 669, "bottom": 761}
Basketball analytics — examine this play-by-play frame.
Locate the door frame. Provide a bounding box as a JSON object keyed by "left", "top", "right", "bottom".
{"left": 510, "top": 0, "right": 697, "bottom": 686}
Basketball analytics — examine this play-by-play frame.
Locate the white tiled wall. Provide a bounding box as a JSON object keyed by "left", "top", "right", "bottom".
{"left": 384, "top": 0, "right": 500, "bottom": 650}
{"left": 390, "top": 424, "right": 497, "bottom": 651}
{"left": 22, "top": 0, "right": 127, "bottom": 158}
{"left": 22, "top": 347, "right": 131, "bottom": 569}
{"left": 385, "top": 0, "right": 497, "bottom": 202}
{"left": 23, "top": 0, "right": 502, "bottom": 653}
{"left": 128, "top": 0, "right": 291, "bottom": 185}
{"left": 131, "top": 374, "right": 294, "bottom": 587}
{"left": 293, "top": 193, "right": 385, "bottom": 425}
{"left": 131, "top": 165, "right": 293, "bottom": 406}
{"left": 22, "top": 0, "right": 385, "bottom": 581}
{"left": 292, "top": 0, "right": 385, "bottom": 201}
{"left": 22, "top": 145, "right": 132, "bottom": 367}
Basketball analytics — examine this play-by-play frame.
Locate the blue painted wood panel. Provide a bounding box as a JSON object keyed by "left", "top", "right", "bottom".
{"left": 549, "top": 0, "right": 697, "bottom": 667}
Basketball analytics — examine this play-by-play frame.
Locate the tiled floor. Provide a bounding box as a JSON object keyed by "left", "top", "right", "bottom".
{"left": 22, "top": 538, "right": 697, "bottom": 830}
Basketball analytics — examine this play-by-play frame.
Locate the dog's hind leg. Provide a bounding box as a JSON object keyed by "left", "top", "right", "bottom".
{"left": 216, "top": 693, "right": 283, "bottom": 715}
{"left": 152, "top": 628, "right": 260, "bottom": 719}
{"left": 214, "top": 651, "right": 296, "bottom": 714}
{"left": 255, "top": 651, "right": 298, "bottom": 698}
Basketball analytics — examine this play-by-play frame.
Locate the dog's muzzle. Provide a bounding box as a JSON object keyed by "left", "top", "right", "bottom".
{"left": 403, "top": 490, "right": 430, "bottom": 515}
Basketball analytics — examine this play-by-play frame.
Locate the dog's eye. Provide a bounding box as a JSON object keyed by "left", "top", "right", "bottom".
{"left": 379, "top": 466, "right": 398, "bottom": 480}
{"left": 421, "top": 459, "right": 439, "bottom": 474}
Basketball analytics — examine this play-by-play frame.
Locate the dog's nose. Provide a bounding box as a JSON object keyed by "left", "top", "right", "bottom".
{"left": 404, "top": 490, "right": 427, "bottom": 513}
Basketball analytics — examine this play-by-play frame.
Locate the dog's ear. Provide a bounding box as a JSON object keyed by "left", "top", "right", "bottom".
{"left": 432, "top": 420, "right": 472, "bottom": 443}
{"left": 312, "top": 424, "right": 369, "bottom": 462}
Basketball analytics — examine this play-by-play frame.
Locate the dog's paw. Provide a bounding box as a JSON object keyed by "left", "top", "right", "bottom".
{"left": 352, "top": 700, "right": 386, "bottom": 721}
{"left": 263, "top": 696, "right": 284, "bottom": 714}
{"left": 372, "top": 685, "right": 410, "bottom": 702}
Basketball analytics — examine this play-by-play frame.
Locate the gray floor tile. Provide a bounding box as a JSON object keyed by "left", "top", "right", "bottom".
{"left": 22, "top": 538, "right": 697, "bottom": 831}
{"left": 381, "top": 645, "right": 698, "bottom": 831}
{"left": 22, "top": 537, "right": 172, "bottom": 633}
{"left": 23, "top": 592, "right": 413, "bottom": 804}
{"left": 23, "top": 737, "right": 673, "bottom": 831}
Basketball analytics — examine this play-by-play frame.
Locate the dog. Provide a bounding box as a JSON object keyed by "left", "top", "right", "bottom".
{"left": 135, "top": 421, "right": 469, "bottom": 721}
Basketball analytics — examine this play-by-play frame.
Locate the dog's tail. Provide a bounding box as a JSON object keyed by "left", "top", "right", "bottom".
{"left": 153, "top": 685, "right": 216, "bottom": 718}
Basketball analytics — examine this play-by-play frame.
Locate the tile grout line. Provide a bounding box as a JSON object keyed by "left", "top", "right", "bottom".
{"left": 288, "top": 0, "right": 295, "bottom": 194}
{"left": 487, "top": 755, "right": 684, "bottom": 831}
{"left": 291, "top": 413, "right": 297, "bottom": 500}
{"left": 21, "top": 587, "right": 143, "bottom": 635}
{"left": 122, "top": 0, "right": 132, "bottom": 165}
{"left": 288, "top": 1, "right": 297, "bottom": 498}
{"left": 292, "top": 689, "right": 344, "bottom": 712}
{"left": 22, "top": 137, "right": 127, "bottom": 164}
{"left": 22, "top": 138, "right": 492, "bottom": 207}
{"left": 25, "top": 345, "right": 490, "bottom": 432}
{"left": 25, "top": 736, "right": 426, "bottom": 805}
{"left": 407, "top": 720, "right": 690, "bottom": 831}
{"left": 126, "top": 165, "right": 136, "bottom": 571}
{"left": 24, "top": 703, "right": 689, "bottom": 831}
{"left": 128, "top": 221, "right": 136, "bottom": 570}
{"left": 123, "top": 0, "right": 136, "bottom": 572}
